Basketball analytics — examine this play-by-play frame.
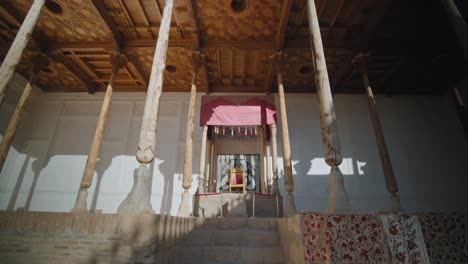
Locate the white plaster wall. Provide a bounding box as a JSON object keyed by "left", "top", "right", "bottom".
{"left": 276, "top": 93, "right": 468, "bottom": 213}
{"left": 1, "top": 74, "right": 467, "bottom": 214}
{"left": 0, "top": 75, "right": 202, "bottom": 215}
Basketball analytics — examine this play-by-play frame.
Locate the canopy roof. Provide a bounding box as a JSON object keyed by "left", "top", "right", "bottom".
{"left": 200, "top": 96, "right": 276, "bottom": 126}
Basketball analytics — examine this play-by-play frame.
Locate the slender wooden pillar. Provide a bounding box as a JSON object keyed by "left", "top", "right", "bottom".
{"left": 270, "top": 124, "right": 280, "bottom": 195}
{"left": 441, "top": 0, "right": 468, "bottom": 137}
{"left": 197, "top": 126, "right": 208, "bottom": 193}
{"left": 178, "top": 51, "right": 205, "bottom": 217}
{"left": 71, "top": 52, "right": 127, "bottom": 213}
{"left": 0, "top": 0, "right": 46, "bottom": 107}
{"left": 353, "top": 54, "right": 402, "bottom": 212}
{"left": 117, "top": 0, "right": 174, "bottom": 214}
{"left": 441, "top": 0, "right": 468, "bottom": 63}
{"left": 271, "top": 52, "right": 296, "bottom": 215}
{"left": 0, "top": 53, "right": 49, "bottom": 174}
{"left": 263, "top": 125, "right": 272, "bottom": 193}
{"left": 306, "top": 0, "right": 350, "bottom": 213}
{"left": 209, "top": 135, "right": 216, "bottom": 192}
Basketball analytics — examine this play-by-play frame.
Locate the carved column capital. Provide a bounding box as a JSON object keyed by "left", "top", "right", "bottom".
{"left": 352, "top": 53, "right": 370, "bottom": 75}
{"left": 269, "top": 52, "right": 284, "bottom": 75}
{"left": 110, "top": 52, "right": 128, "bottom": 73}
{"left": 31, "top": 52, "right": 50, "bottom": 82}
{"left": 189, "top": 51, "right": 206, "bottom": 82}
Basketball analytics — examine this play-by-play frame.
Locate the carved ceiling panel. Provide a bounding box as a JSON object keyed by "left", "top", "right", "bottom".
{"left": 11, "top": 44, "right": 85, "bottom": 91}
{"left": 12, "top": 0, "right": 112, "bottom": 42}
{"left": 281, "top": 48, "right": 354, "bottom": 91}
{"left": 286, "top": 0, "right": 367, "bottom": 45}
{"left": 203, "top": 47, "right": 273, "bottom": 92}
{"left": 37, "top": 61, "right": 85, "bottom": 91}
{"left": 100, "top": 0, "right": 193, "bottom": 41}
{"left": 128, "top": 47, "right": 207, "bottom": 91}
{"left": 0, "top": 0, "right": 460, "bottom": 94}
{"left": 196, "top": 0, "right": 283, "bottom": 41}
{"left": 0, "top": 4, "right": 21, "bottom": 43}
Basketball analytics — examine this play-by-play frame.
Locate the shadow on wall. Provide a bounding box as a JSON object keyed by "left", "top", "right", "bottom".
{"left": 0, "top": 107, "right": 182, "bottom": 214}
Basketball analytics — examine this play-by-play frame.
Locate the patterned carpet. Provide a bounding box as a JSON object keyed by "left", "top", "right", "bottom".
{"left": 300, "top": 213, "right": 467, "bottom": 264}
{"left": 417, "top": 214, "right": 468, "bottom": 264}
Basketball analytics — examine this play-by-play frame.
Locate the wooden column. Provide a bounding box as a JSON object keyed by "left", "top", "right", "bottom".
{"left": 0, "top": 0, "right": 46, "bottom": 107}
{"left": 306, "top": 0, "right": 350, "bottom": 213}
{"left": 263, "top": 125, "right": 272, "bottom": 193}
{"left": 270, "top": 124, "right": 280, "bottom": 195}
{"left": 209, "top": 135, "right": 216, "bottom": 192}
{"left": 353, "top": 54, "right": 402, "bottom": 212}
{"left": 71, "top": 52, "right": 127, "bottom": 213}
{"left": 117, "top": 0, "right": 174, "bottom": 214}
{"left": 441, "top": 0, "right": 468, "bottom": 63}
{"left": 441, "top": 0, "right": 468, "bottom": 137}
{"left": 271, "top": 52, "right": 296, "bottom": 215}
{"left": 197, "top": 125, "right": 208, "bottom": 193}
{"left": 0, "top": 53, "right": 49, "bottom": 174}
{"left": 178, "top": 51, "right": 205, "bottom": 217}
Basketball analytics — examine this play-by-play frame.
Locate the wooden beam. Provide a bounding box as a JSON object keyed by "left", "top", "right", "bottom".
{"left": 50, "top": 39, "right": 356, "bottom": 51}
{"left": 241, "top": 50, "right": 247, "bottom": 83}
{"left": 136, "top": 0, "right": 154, "bottom": 39}
{"left": 266, "top": 0, "right": 294, "bottom": 93}
{"left": 70, "top": 55, "right": 102, "bottom": 80}
{"left": 136, "top": 0, "right": 150, "bottom": 27}
{"left": 329, "top": 0, "right": 345, "bottom": 28}
{"left": 186, "top": 0, "right": 200, "bottom": 49}
{"left": 210, "top": 85, "right": 264, "bottom": 93}
{"left": 216, "top": 49, "right": 222, "bottom": 80}
{"left": 117, "top": 0, "right": 135, "bottom": 27}
{"left": 91, "top": 0, "right": 123, "bottom": 47}
{"left": 153, "top": 0, "right": 162, "bottom": 17}
{"left": 230, "top": 48, "right": 234, "bottom": 86}
{"left": 49, "top": 51, "right": 100, "bottom": 93}
{"left": 355, "top": 0, "right": 393, "bottom": 48}
{"left": 186, "top": 0, "right": 210, "bottom": 92}
{"left": 331, "top": 62, "right": 354, "bottom": 93}
{"left": 127, "top": 59, "right": 148, "bottom": 87}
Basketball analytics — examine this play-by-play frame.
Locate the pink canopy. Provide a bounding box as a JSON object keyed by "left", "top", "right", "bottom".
{"left": 200, "top": 96, "right": 277, "bottom": 126}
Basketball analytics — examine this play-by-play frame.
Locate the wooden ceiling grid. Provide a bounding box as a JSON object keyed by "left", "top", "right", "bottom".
{"left": 0, "top": 0, "right": 465, "bottom": 94}
{"left": 13, "top": 0, "right": 112, "bottom": 42}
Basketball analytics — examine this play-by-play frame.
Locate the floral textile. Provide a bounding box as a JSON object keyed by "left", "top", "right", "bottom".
{"left": 417, "top": 214, "right": 468, "bottom": 264}
{"left": 380, "top": 215, "right": 430, "bottom": 264}
{"left": 301, "top": 213, "right": 391, "bottom": 263}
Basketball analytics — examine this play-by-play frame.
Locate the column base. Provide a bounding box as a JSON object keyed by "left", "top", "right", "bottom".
{"left": 390, "top": 193, "right": 403, "bottom": 213}
{"left": 197, "top": 179, "right": 205, "bottom": 194}
{"left": 272, "top": 179, "right": 280, "bottom": 196}
{"left": 326, "top": 166, "right": 352, "bottom": 214}
{"left": 177, "top": 190, "right": 191, "bottom": 217}
{"left": 284, "top": 192, "right": 296, "bottom": 216}
{"left": 117, "top": 164, "right": 154, "bottom": 214}
{"left": 71, "top": 188, "right": 88, "bottom": 213}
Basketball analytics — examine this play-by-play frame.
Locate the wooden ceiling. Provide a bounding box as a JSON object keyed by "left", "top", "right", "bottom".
{"left": 0, "top": 0, "right": 466, "bottom": 94}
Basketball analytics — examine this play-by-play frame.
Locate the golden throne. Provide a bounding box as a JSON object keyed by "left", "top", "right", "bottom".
{"left": 229, "top": 167, "right": 246, "bottom": 193}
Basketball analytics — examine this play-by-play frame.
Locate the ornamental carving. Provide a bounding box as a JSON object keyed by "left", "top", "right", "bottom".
{"left": 196, "top": 0, "right": 283, "bottom": 41}
{"left": 13, "top": 0, "right": 112, "bottom": 41}
{"left": 129, "top": 47, "right": 207, "bottom": 91}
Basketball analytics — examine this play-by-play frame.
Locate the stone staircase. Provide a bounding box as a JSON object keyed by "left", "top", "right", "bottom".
{"left": 174, "top": 218, "right": 284, "bottom": 264}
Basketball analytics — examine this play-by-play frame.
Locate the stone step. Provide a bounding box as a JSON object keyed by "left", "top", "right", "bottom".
{"left": 183, "top": 230, "right": 281, "bottom": 247}
{"left": 195, "top": 218, "right": 278, "bottom": 231}
{"left": 174, "top": 246, "right": 284, "bottom": 264}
